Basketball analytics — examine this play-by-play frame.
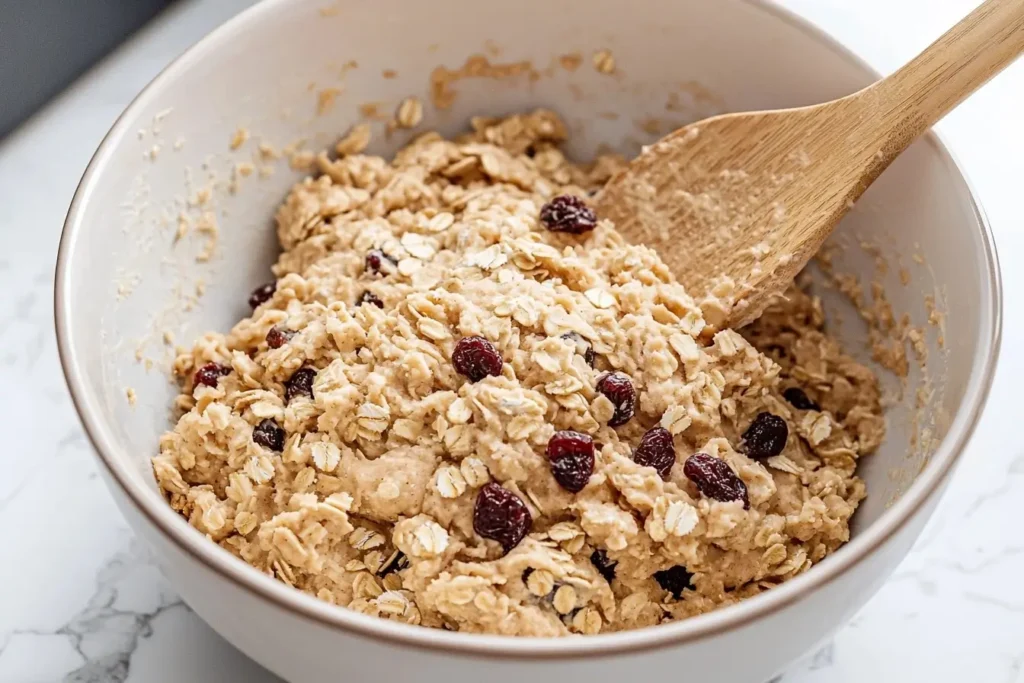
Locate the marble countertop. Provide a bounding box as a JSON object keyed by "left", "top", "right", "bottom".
{"left": 1, "top": 0, "right": 1021, "bottom": 680}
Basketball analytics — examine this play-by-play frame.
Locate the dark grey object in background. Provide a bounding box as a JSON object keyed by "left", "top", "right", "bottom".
{"left": 0, "top": 0, "right": 177, "bottom": 138}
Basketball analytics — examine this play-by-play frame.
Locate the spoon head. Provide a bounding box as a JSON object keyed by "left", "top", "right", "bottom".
{"left": 595, "top": 103, "right": 868, "bottom": 329}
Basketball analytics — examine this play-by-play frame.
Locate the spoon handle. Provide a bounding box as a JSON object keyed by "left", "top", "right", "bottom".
{"left": 864, "top": 0, "right": 1024, "bottom": 155}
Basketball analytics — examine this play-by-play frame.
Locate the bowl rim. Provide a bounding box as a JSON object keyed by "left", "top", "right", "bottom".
{"left": 55, "top": 0, "right": 1002, "bottom": 660}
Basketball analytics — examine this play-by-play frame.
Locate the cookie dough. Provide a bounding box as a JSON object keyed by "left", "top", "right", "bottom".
{"left": 154, "top": 110, "right": 885, "bottom": 636}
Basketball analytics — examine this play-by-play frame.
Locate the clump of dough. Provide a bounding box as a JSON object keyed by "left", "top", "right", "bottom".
{"left": 154, "top": 111, "right": 884, "bottom": 636}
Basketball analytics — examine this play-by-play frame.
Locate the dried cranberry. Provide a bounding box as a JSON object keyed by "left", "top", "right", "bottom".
{"left": 684, "top": 452, "right": 750, "bottom": 509}
{"left": 561, "top": 332, "right": 595, "bottom": 368}
{"left": 266, "top": 327, "right": 295, "bottom": 349}
{"left": 654, "top": 565, "right": 694, "bottom": 599}
{"left": 473, "top": 482, "right": 532, "bottom": 553}
{"left": 633, "top": 426, "right": 676, "bottom": 479}
{"left": 783, "top": 387, "right": 820, "bottom": 411}
{"left": 365, "top": 249, "right": 398, "bottom": 275}
{"left": 285, "top": 367, "right": 316, "bottom": 402}
{"left": 596, "top": 372, "right": 636, "bottom": 427}
{"left": 248, "top": 282, "right": 276, "bottom": 309}
{"left": 539, "top": 195, "right": 597, "bottom": 234}
{"left": 357, "top": 291, "right": 384, "bottom": 308}
{"left": 452, "top": 336, "right": 503, "bottom": 382}
{"left": 546, "top": 430, "right": 595, "bottom": 493}
{"left": 252, "top": 419, "right": 285, "bottom": 452}
{"left": 193, "top": 362, "right": 231, "bottom": 388}
{"left": 742, "top": 412, "right": 788, "bottom": 459}
{"left": 590, "top": 549, "right": 617, "bottom": 583}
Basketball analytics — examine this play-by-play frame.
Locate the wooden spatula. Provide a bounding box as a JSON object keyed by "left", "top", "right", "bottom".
{"left": 596, "top": 0, "right": 1024, "bottom": 329}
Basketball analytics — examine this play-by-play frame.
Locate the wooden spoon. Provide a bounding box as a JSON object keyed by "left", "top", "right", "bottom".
{"left": 596, "top": 0, "right": 1024, "bottom": 329}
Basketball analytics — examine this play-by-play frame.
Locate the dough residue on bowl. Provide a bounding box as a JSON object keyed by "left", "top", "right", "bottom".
{"left": 153, "top": 110, "right": 885, "bottom": 636}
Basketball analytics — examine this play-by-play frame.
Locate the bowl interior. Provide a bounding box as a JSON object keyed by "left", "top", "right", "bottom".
{"left": 61, "top": 0, "right": 994, "bottom": 612}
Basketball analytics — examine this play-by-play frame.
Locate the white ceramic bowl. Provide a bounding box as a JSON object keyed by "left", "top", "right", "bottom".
{"left": 56, "top": 1, "right": 1001, "bottom": 681}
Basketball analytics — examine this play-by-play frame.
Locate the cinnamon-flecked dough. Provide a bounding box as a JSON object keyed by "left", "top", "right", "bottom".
{"left": 153, "top": 111, "right": 885, "bottom": 636}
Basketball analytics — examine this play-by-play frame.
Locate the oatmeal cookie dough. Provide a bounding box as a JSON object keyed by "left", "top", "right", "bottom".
{"left": 154, "top": 110, "right": 885, "bottom": 636}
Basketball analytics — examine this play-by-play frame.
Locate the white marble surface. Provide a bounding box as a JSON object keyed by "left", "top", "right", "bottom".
{"left": 1, "top": 0, "right": 1022, "bottom": 681}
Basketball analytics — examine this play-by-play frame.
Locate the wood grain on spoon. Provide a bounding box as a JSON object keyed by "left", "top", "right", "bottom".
{"left": 597, "top": 0, "right": 1024, "bottom": 329}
